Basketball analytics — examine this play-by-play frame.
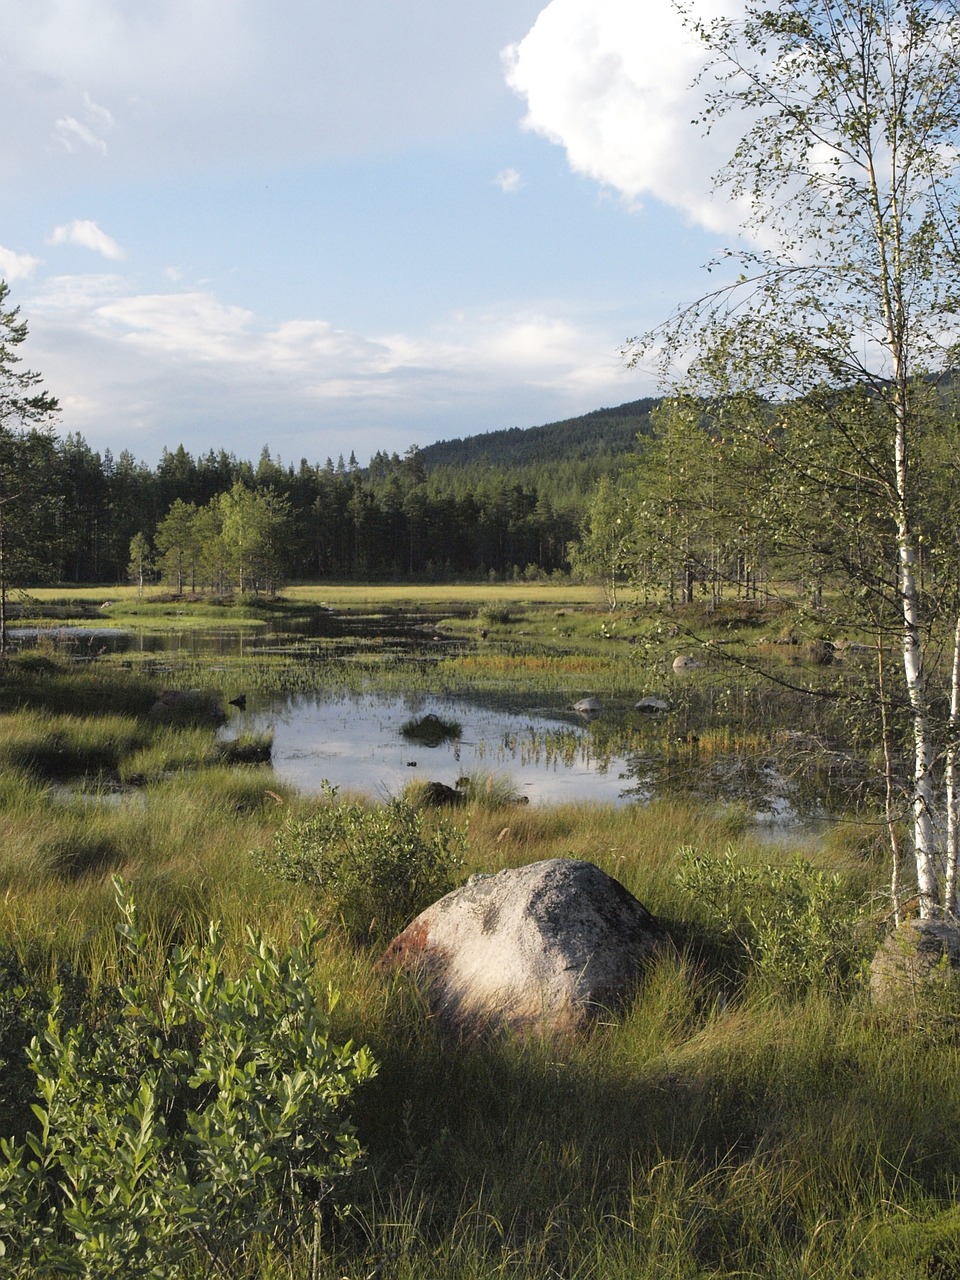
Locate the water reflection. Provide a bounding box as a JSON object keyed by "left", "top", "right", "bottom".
{"left": 221, "top": 690, "right": 842, "bottom": 829}
{"left": 222, "top": 692, "right": 635, "bottom": 806}
{"left": 13, "top": 612, "right": 860, "bottom": 829}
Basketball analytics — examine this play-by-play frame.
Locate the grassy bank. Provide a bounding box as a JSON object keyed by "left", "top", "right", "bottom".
{"left": 1, "top": 590, "right": 955, "bottom": 1277}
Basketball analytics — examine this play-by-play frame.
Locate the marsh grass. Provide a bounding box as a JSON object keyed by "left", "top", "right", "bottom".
{"left": 428, "top": 770, "right": 519, "bottom": 810}
{"left": 5, "top": 588, "right": 960, "bottom": 1276}
{"left": 0, "top": 708, "right": 151, "bottom": 780}
{"left": 1, "top": 775, "right": 956, "bottom": 1277}
{"left": 400, "top": 712, "right": 462, "bottom": 747}
{"left": 217, "top": 728, "right": 274, "bottom": 764}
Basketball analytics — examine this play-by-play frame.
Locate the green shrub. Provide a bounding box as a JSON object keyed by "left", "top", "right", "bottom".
{"left": 0, "top": 881, "right": 375, "bottom": 1278}
{"left": 477, "top": 602, "right": 518, "bottom": 626}
{"left": 676, "top": 846, "right": 873, "bottom": 995}
{"left": 259, "top": 787, "right": 465, "bottom": 943}
{"left": 0, "top": 951, "right": 88, "bottom": 1145}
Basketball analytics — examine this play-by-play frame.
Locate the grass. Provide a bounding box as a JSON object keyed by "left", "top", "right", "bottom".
{"left": 2, "top": 585, "right": 957, "bottom": 1276}
{"left": 400, "top": 712, "right": 462, "bottom": 746}
{"left": 0, "top": 768, "right": 949, "bottom": 1277}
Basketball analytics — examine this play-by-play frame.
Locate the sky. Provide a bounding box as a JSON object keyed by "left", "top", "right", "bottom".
{"left": 3, "top": 0, "right": 743, "bottom": 469}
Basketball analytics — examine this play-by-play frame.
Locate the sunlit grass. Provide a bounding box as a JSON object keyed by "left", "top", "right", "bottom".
{"left": 0, "top": 755, "right": 949, "bottom": 1278}
{"left": 2, "top": 585, "right": 957, "bottom": 1277}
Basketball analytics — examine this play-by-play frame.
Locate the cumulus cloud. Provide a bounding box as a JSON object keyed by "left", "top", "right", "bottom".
{"left": 50, "top": 220, "right": 126, "bottom": 260}
{"left": 495, "top": 167, "right": 523, "bottom": 193}
{"left": 0, "top": 245, "right": 41, "bottom": 281}
{"left": 24, "top": 276, "right": 644, "bottom": 460}
{"left": 504, "top": 0, "right": 747, "bottom": 235}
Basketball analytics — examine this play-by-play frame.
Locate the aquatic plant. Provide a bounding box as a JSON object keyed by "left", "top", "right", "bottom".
{"left": 399, "top": 713, "right": 461, "bottom": 747}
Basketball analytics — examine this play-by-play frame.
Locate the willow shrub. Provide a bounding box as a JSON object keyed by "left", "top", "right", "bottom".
{"left": 0, "top": 881, "right": 376, "bottom": 1279}
{"left": 676, "top": 846, "right": 876, "bottom": 995}
{"left": 258, "top": 787, "right": 465, "bottom": 945}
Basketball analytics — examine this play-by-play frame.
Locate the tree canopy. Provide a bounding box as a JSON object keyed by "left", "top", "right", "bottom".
{"left": 626, "top": 0, "right": 960, "bottom": 917}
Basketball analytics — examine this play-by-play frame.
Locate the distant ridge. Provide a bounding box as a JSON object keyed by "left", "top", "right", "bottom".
{"left": 418, "top": 397, "right": 660, "bottom": 472}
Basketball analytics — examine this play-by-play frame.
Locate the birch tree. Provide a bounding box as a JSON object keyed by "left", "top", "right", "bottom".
{"left": 628, "top": 0, "right": 960, "bottom": 916}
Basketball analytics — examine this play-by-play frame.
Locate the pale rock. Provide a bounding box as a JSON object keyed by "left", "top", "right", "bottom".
{"left": 870, "top": 918, "right": 960, "bottom": 1008}
{"left": 379, "top": 858, "right": 665, "bottom": 1035}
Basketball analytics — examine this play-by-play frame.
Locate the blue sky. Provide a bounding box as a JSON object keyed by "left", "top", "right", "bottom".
{"left": 4, "top": 1, "right": 739, "bottom": 468}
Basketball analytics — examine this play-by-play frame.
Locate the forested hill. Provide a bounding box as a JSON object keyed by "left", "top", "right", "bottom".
{"left": 418, "top": 397, "right": 659, "bottom": 471}
{"left": 6, "top": 395, "right": 662, "bottom": 589}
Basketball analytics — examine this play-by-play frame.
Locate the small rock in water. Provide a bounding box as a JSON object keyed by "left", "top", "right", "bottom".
{"left": 573, "top": 696, "right": 602, "bottom": 715}
{"left": 672, "top": 655, "right": 701, "bottom": 673}
{"left": 636, "top": 696, "right": 670, "bottom": 714}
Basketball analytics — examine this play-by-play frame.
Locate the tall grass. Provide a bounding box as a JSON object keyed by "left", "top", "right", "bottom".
{"left": 0, "top": 768, "right": 953, "bottom": 1277}
{"left": 2, "top": 598, "right": 957, "bottom": 1277}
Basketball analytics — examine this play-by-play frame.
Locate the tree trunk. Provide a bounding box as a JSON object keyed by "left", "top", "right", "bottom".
{"left": 895, "top": 397, "right": 939, "bottom": 915}
{"left": 945, "top": 615, "right": 960, "bottom": 912}
{"left": 877, "top": 629, "right": 905, "bottom": 925}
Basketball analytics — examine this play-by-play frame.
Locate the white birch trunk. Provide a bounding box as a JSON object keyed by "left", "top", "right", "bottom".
{"left": 877, "top": 630, "right": 904, "bottom": 926}
{"left": 945, "top": 615, "right": 960, "bottom": 913}
{"left": 895, "top": 406, "right": 940, "bottom": 916}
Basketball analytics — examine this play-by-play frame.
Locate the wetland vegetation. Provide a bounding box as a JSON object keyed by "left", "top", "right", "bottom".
{"left": 2, "top": 583, "right": 959, "bottom": 1277}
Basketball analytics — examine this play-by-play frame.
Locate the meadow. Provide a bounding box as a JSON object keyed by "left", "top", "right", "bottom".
{"left": 1, "top": 586, "right": 957, "bottom": 1278}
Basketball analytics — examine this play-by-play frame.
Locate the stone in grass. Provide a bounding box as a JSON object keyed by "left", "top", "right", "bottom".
{"left": 635, "top": 696, "right": 670, "bottom": 714}
{"left": 379, "top": 858, "right": 666, "bottom": 1036}
{"left": 672, "top": 654, "right": 702, "bottom": 673}
{"left": 869, "top": 918, "right": 960, "bottom": 1008}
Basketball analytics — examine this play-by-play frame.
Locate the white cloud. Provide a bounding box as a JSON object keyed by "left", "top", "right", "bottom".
{"left": 55, "top": 116, "right": 108, "bottom": 155}
{"left": 3, "top": 2, "right": 543, "bottom": 183}
{"left": 82, "top": 92, "right": 114, "bottom": 131}
{"left": 0, "top": 245, "right": 41, "bottom": 281}
{"left": 24, "top": 277, "right": 646, "bottom": 461}
{"left": 50, "top": 220, "right": 126, "bottom": 260}
{"left": 504, "top": 0, "right": 747, "bottom": 235}
{"left": 495, "top": 167, "right": 523, "bottom": 193}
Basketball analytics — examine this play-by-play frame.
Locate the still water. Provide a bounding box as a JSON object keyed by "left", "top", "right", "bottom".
{"left": 221, "top": 690, "right": 833, "bottom": 833}
{"left": 15, "top": 616, "right": 836, "bottom": 827}
{"left": 222, "top": 692, "right": 634, "bottom": 806}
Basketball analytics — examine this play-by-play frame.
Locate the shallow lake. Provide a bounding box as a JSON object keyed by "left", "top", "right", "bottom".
{"left": 220, "top": 690, "right": 831, "bottom": 836}
{"left": 18, "top": 613, "right": 837, "bottom": 831}
{"left": 221, "top": 691, "right": 636, "bottom": 806}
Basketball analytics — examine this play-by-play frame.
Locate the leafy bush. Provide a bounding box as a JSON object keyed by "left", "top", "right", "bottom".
{"left": 0, "top": 882, "right": 375, "bottom": 1278}
{"left": 259, "top": 787, "right": 465, "bottom": 942}
{"left": 676, "top": 846, "right": 873, "bottom": 994}
{"left": 477, "top": 603, "right": 518, "bottom": 626}
{"left": 0, "top": 951, "right": 87, "bottom": 1145}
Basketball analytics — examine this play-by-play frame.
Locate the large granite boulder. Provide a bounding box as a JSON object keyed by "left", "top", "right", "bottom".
{"left": 379, "top": 858, "right": 665, "bottom": 1035}
{"left": 870, "top": 918, "right": 960, "bottom": 1008}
